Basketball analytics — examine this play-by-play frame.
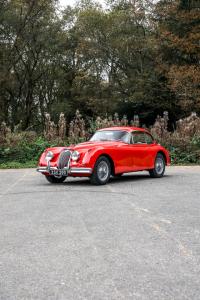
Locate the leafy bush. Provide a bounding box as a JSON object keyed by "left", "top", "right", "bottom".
{"left": 151, "top": 113, "right": 200, "bottom": 165}
{"left": 0, "top": 112, "right": 200, "bottom": 167}
{"left": 168, "top": 145, "right": 200, "bottom": 165}
{"left": 0, "top": 136, "right": 55, "bottom": 166}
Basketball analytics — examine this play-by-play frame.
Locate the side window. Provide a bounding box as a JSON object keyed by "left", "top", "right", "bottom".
{"left": 131, "top": 132, "right": 153, "bottom": 144}
{"left": 131, "top": 132, "right": 146, "bottom": 144}
{"left": 144, "top": 133, "right": 153, "bottom": 144}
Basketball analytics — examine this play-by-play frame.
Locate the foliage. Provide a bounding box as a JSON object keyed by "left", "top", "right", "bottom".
{"left": 0, "top": 0, "right": 64, "bottom": 129}
{"left": 0, "top": 111, "right": 200, "bottom": 167}
{"left": 0, "top": 161, "right": 37, "bottom": 169}
{"left": 0, "top": 1, "right": 199, "bottom": 168}
{"left": 150, "top": 112, "right": 200, "bottom": 164}
{"left": 154, "top": 0, "right": 200, "bottom": 115}
{"left": 1, "top": 0, "right": 199, "bottom": 130}
{"left": 0, "top": 135, "right": 51, "bottom": 164}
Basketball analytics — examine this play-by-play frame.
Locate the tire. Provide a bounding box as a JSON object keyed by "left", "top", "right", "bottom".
{"left": 90, "top": 156, "right": 111, "bottom": 185}
{"left": 149, "top": 153, "right": 165, "bottom": 178}
{"left": 45, "top": 175, "right": 67, "bottom": 183}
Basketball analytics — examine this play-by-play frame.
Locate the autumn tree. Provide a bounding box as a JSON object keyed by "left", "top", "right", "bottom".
{"left": 154, "top": 0, "right": 200, "bottom": 116}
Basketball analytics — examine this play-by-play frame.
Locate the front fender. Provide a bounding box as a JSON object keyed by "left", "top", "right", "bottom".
{"left": 81, "top": 147, "right": 115, "bottom": 169}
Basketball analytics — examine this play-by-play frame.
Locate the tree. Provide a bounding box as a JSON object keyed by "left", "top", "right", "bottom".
{"left": 61, "top": 0, "right": 169, "bottom": 124}
{"left": 154, "top": 0, "right": 200, "bottom": 116}
{"left": 1, "top": 0, "right": 199, "bottom": 131}
{"left": 0, "top": 0, "right": 64, "bottom": 129}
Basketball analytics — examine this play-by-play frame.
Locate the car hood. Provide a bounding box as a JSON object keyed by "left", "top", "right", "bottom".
{"left": 40, "top": 140, "right": 125, "bottom": 166}
{"left": 73, "top": 140, "right": 124, "bottom": 151}
{"left": 45, "top": 141, "right": 124, "bottom": 157}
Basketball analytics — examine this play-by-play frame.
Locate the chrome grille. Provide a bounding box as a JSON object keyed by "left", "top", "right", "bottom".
{"left": 58, "top": 150, "right": 71, "bottom": 169}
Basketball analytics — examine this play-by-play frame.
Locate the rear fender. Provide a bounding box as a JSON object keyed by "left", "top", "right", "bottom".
{"left": 158, "top": 149, "right": 170, "bottom": 166}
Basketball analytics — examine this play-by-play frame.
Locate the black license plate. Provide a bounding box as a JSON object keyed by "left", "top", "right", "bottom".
{"left": 50, "top": 169, "right": 68, "bottom": 176}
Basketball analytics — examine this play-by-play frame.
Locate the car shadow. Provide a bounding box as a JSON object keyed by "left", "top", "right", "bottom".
{"left": 63, "top": 172, "right": 171, "bottom": 186}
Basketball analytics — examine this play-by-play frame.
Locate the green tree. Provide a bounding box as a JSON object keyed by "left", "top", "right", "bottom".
{"left": 61, "top": 0, "right": 168, "bottom": 123}
{"left": 0, "top": 0, "right": 64, "bottom": 129}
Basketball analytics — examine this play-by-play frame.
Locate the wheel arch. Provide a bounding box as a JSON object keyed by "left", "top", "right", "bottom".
{"left": 96, "top": 154, "right": 115, "bottom": 176}
{"left": 157, "top": 151, "right": 167, "bottom": 164}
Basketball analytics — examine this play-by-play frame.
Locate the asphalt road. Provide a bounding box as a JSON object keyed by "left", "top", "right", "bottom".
{"left": 0, "top": 166, "right": 200, "bottom": 300}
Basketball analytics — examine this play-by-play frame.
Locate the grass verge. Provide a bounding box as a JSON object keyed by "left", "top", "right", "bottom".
{"left": 0, "top": 161, "right": 37, "bottom": 169}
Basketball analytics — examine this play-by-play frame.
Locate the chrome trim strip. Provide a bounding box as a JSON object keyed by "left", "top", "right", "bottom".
{"left": 37, "top": 166, "right": 92, "bottom": 174}
{"left": 37, "top": 167, "right": 47, "bottom": 170}
{"left": 37, "top": 168, "right": 47, "bottom": 173}
{"left": 70, "top": 168, "right": 92, "bottom": 174}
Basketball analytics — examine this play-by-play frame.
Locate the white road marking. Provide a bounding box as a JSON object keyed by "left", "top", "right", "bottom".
{"left": 160, "top": 219, "right": 172, "bottom": 224}
{"left": 0, "top": 170, "right": 28, "bottom": 198}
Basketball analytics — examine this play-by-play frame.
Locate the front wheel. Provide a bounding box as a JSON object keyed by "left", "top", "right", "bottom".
{"left": 90, "top": 156, "right": 111, "bottom": 185}
{"left": 149, "top": 153, "right": 165, "bottom": 178}
{"left": 45, "top": 175, "right": 67, "bottom": 183}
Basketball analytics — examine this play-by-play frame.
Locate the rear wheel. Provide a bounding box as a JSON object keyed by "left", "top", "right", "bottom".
{"left": 90, "top": 156, "right": 111, "bottom": 185}
{"left": 149, "top": 153, "right": 165, "bottom": 178}
{"left": 45, "top": 175, "right": 67, "bottom": 183}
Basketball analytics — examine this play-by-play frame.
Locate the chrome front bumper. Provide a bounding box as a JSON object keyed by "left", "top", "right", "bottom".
{"left": 36, "top": 166, "right": 92, "bottom": 175}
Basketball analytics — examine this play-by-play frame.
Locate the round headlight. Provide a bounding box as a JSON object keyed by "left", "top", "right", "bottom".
{"left": 71, "top": 151, "right": 80, "bottom": 161}
{"left": 45, "top": 151, "right": 54, "bottom": 161}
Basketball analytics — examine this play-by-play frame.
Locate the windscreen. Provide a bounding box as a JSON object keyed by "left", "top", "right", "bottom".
{"left": 90, "top": 130, "right": 129, "bottom": 143}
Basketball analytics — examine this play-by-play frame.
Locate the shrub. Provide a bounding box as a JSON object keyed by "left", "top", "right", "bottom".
{"left": 150, "top": 113, "right": 200, "bottom": 164}
{"left": 0, "top": 111, "right": 200, "bottom": 167}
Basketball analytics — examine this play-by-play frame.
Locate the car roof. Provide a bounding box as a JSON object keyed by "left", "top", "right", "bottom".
{"left": 98, "top": 126, "right": 148, "bottom": 133}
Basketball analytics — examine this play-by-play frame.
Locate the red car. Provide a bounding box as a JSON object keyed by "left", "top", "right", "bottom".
{"left": 37, "top": 126, "right": 170, "bottom": 185}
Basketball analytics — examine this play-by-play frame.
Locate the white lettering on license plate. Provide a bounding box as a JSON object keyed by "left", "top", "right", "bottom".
{"left": 50, "top": 170, "right": 67, "bottom": 176}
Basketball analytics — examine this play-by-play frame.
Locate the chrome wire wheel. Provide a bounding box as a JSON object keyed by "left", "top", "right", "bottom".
{"left": 90, "top": 156, "right": 111, "bottom": 185}
{"left": 155, "top": 157, "right": 164, "bottom": 175}
{"left": 97, "top": 161, "right": 109, "bottom": 181}
{"left": 149, "top": 153, "right": 165, "bottom": 178}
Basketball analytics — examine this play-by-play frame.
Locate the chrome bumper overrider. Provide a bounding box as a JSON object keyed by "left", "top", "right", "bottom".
{"left": 36, "top": 166, "right": 92, "bottom": 175}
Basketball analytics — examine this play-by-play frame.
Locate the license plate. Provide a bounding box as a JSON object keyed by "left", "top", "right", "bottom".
{"left": 50, "top": 169, "right": 68, "bottom": 176}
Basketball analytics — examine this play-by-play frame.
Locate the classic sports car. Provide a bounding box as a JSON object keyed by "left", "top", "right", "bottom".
{"left": 37, "top": 126, "right": 170, "bottom": 185}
